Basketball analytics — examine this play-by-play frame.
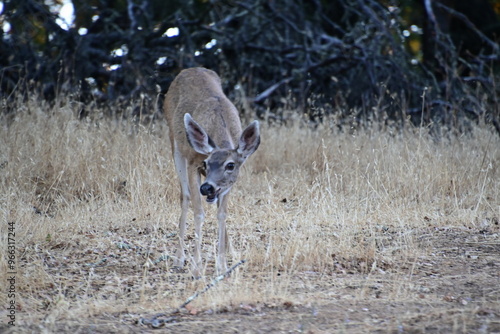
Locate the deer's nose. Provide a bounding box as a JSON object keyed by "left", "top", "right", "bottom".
{"left": 200, "top": 183, "right": 215, "bottom": 196}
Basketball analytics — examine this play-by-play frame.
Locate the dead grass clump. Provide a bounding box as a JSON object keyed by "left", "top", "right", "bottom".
{"left": 0, "top": 95, "right": 499, "bottom": 331}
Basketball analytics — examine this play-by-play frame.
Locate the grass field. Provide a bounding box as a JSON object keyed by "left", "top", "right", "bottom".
{"left": 1, "top": 97, "right": 499, "bottom": 333}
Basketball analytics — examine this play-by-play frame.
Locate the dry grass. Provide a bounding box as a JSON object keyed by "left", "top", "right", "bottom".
{"left": 1, "top": 96, "right": 499, "bottom": 333}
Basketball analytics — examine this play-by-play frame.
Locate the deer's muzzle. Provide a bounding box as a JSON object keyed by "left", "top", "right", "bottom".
{"left": 200, "top": 183, "right": 220, "bottom": 203}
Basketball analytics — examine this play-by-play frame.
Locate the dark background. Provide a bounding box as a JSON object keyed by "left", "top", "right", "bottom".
{"left": 1, "top": 0, "right": 499, "bottom": 134}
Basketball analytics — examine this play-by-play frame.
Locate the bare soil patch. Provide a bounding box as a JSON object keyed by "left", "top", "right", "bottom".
{"left": 3, "top": 226, "right": 498, "bottom": 333}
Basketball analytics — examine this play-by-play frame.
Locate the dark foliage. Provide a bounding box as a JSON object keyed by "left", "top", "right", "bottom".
{"left": 1, "top": 0, "right": 499, "bottom": 133}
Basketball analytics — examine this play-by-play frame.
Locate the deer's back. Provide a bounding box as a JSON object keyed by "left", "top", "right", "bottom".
{"left": 164, "top": 68, "right": 243, "bottom": 159}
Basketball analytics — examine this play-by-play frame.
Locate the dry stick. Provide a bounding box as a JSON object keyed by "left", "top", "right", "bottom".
{"left": 139, "top": 260, "right": 246, "bottom": 328}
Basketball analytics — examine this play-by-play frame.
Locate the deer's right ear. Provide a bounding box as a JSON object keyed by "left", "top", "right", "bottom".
{"left": 184, "top": 113, "right": 216, "bottom": 155}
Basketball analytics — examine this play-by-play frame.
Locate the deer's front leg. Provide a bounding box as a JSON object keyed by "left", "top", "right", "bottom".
{"left": 175, "top": 190, "right": 189, "bottom": 269}
{"left": 188, "top": 165, "right": 204, "bottom": 278}
{"left": 217, "top": 193, "right": 230, "bottom": 274}
{"left": 173, "top": 147, "right": 189, "bottom": 269}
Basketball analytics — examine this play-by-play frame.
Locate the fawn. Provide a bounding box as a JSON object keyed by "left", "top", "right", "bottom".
{"left": 164, "top": 67, "right": 260, "bottom": 277}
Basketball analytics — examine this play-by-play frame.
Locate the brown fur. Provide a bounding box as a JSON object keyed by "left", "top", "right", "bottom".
{"left": 164, "top": 67, "right": 260, "bottom": 276}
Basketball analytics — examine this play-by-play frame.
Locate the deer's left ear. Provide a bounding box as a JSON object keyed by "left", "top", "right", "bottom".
{"left": 184, "top": 113, "right": 216, "bottom": 155}
{"left": 237, "top": 121, "right": 260, "bottom": 160}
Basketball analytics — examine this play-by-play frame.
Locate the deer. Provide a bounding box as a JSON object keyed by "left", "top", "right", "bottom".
{"left": 164, "top": 67, "right": 260, "bottom": 277}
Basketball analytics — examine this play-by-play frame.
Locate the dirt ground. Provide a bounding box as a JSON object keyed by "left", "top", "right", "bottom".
{"left": 4, "top": 226, "right": 499, "bottom": 334}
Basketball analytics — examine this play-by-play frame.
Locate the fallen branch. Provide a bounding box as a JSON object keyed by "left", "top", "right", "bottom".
{"left": 138, "top": 259, "right": 246, "bottom": 329}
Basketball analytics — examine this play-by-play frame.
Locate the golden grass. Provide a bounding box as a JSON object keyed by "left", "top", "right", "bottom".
{"left": 1, "top": 96, "right": 499, "bottom": 332}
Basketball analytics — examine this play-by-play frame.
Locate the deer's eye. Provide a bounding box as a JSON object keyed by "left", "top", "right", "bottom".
{"left": 202, "top": 161, "right": 207, "bottom": 170}
{"left": 225, "top": 162, "right": 235, "bottom": 171}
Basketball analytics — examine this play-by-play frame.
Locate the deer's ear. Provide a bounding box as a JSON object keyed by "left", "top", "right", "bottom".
{"left": 237, "top": 120, "right": 260, "bottom": 160}
{"left": 184, "top": 113, "right": 216, "bottom": 155}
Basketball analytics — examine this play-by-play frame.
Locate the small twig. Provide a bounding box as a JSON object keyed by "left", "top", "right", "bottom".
{"left": 138, "top": 260, "right": 246, "bottom": 328}
{"left": 179, "top": 260, "right": 245, "bottom": 309}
